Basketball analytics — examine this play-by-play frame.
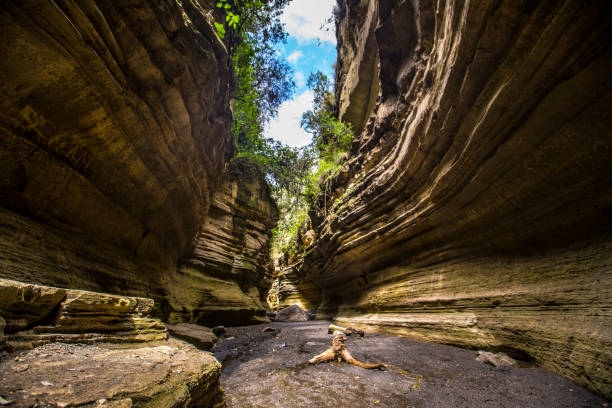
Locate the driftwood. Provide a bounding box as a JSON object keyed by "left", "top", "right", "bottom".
{"left": 327, "top": 324, "right": 365, "bottom": 337}
{"left": 309, "top": 332, "right": 386, "bottom": 370}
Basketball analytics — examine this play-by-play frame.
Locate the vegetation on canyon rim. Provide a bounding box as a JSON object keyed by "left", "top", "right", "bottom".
{"left": 215, "top": 0, "right": 354, "bottom": 259}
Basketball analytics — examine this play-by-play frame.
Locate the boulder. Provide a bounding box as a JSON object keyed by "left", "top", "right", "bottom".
{"left": 476, "top": 351, "right": 517, "bottom": 367}
{"left": 274, "top": 305, "right": 310, "bottom": 322}
{"left": 167, "top": 323, "right": 217, "bottom": 351}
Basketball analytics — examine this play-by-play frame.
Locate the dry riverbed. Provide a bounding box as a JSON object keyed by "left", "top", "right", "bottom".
{"left": 214, "top": 321, "right": 608, "bottom": 408}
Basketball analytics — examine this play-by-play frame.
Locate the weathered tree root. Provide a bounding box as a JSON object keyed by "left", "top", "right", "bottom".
{"left": 308, "top": 332, "right": 386, "bottom": 370}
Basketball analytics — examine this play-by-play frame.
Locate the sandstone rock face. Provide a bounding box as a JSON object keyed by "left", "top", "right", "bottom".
{"left": 267, "top": 261, "right": 321, "bottom": 312}
{"left": 0, "top": 280, "right": 224, "bottom": 407}
{"left": 0, "top": 278, "right": 67, "bottom": 333}
{"left": 0, "top": 0, "right": 231, "bottom": 265}
{"left": 302, "top": 0, "right": 612, "bottom": 398}
{"left": 176, "top": 162, "right": 278, "bottom": 325}
{"left": 1, "top": 279, "right": 167, "bottom": 350}
{"left": 0, "top": 1, "right": 276, "bottom": 326}
{"left": 335, "top": 0, "right": 379, "bottom": 135}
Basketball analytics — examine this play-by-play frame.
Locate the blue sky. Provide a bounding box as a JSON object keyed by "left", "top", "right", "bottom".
{"left": 264, "top": 0, "right": 337, "bottom": 147}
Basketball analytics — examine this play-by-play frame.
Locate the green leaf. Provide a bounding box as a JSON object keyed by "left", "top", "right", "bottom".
{"left": 214, "top": 21, "right": 226, "bottom": 39}
{"left": 216, "top": 2, "right": 223, "bottom": 8}
{"left": 228, "top": 13, "right": 240, "bottom": 29}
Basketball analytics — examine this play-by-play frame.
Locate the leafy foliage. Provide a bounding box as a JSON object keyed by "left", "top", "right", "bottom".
{"left": 215, "top": 1, "right": 299, "bottom": 192}
{"left": 301, "top": 72, "right": 353, "bottom": 162}
{"left": 215, "top": 3, "right": 353, "bottom": 262}
{"left": 272, "top": 71, "right": 355, "bottom": 260}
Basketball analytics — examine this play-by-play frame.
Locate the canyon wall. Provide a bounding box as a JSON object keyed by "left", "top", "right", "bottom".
{"left": 299, "top": 0, "right": 611, "bottom": 397}
{"left": 174, "top": 161, "right": 278, "bottom": 325}
{"left": 0, "top": 0, "right": 275, "bottom": 325}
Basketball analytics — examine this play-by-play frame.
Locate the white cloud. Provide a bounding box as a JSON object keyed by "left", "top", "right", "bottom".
{"left": 295, "top": 71, "right": 305, "bottom": 88}
{"left": 286, "top": 50, "right": 303, "bottom": 64}
{"left": 265, "top": 90, "right": 314, "bottom": 147}
{"left": 281, "top": 0, "right": 336, "bottom": 44}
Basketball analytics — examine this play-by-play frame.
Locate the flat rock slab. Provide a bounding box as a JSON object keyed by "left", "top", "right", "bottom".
{"left": 215, "top": 321, "right": 608, "bottom": 408}
{"left": 167, "top": 323, "right": 217, "bottom": 351}
{"left": 0, "top": 338, "right": 223, "bottom": 407}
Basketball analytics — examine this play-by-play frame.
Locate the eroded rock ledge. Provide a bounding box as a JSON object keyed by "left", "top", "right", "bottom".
{"left": 0, "top": 278, "right": 166, "bottom": 349}
{"left": 0, "top": 279, "right": 224, "bottom": 407}
{"left": 290, "top": 0, "right": 612, "bottom": 398}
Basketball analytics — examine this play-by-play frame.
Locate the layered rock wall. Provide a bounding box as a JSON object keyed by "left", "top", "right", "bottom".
{"left": 173, "top": 161, "right": 278, "bottom": 325}
{"left": 0, "top": 1, "right": 275, "bottom": 324}
{"left": 0, "top": 0, "right": 232, "bottom": 265}
{"left": 0, "top": 278, "right": 167, "bottom": 349}
{"left": 267, "top": 259, "right": 322, "bottom": 312}
{"left": 302, "top": 0, "right": 612, "bottom": 397}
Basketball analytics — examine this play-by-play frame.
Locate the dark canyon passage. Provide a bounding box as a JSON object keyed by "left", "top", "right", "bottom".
{"left": 0, "top": 0, "right": 611, "bottom": 406}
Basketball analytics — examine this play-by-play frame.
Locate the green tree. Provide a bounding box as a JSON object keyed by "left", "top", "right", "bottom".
{"left": 215, "top": 0, "right": 300, "bottom": 195}
{"left": 301, "top": 71, "right": 353, "bottom": 161}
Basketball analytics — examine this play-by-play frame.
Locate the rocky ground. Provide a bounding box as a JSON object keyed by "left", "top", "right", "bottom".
{"left": 215, "top": 321, "right": 609, "bottom": 408}
{"left": 0, "top": 339, "right": 223, "bottom": 407}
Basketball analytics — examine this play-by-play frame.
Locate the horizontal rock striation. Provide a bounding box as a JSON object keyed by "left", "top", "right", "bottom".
{"left": 0, "top": 1, "right": 277, "bottom": 325}
{"left": 267, "top": 260, "right": 321, "bottom": 312}
{"left": 175, "top": 161, "right": 278, "bottom": 325}
{"left": 303, "top": 0, "right": 612, "bottom": 398}
{"left": 0, "top": 281, "right": 224, "bottom": 406}
{"left": 0, "top": 278, "right": 167, "bottom": 350}
{"left": 0, "top": 0, "right": 232, "bottom": 266}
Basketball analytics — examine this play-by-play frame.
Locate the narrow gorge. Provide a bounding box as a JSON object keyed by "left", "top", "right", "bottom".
{"left": 1, "top": 0, "right": 610, "bottom": 406}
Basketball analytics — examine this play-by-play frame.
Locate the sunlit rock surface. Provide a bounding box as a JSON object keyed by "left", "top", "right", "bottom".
{"left": 0, "top": 1, "right": 276, "bottom": 324}
{"left": 300, "top": 0, "right": 612, "bottom": 398}
{"left": 267, "top": 260, "right": 321, "bottom": 312}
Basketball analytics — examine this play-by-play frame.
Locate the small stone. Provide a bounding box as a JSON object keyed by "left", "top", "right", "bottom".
{"left": 212, "top": 326, "right": 226, "bottom": 336}
{"left": 475, "top": 352, "right": 516, "bottom": 367}
{"left": 262, "top": 326, "right": 276, "bottom": 333}
{"left": 40, "top": 381, "right": 53, "bottom": 386}
{"left": 0, "top": 396, "right": 15, "bottom": 406}
{"left": 166, "top": 324, "right": 217, "bottom": 351}
{"left": 11, "top": 364, "right": 29, "bottom": 372}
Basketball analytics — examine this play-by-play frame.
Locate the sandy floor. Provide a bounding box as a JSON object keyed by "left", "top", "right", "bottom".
{"left": 214, "top": 321, "right": 608, "bottom": 408}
